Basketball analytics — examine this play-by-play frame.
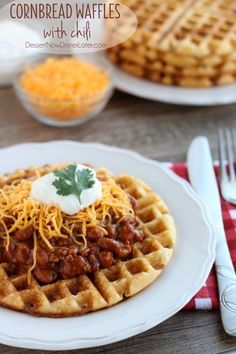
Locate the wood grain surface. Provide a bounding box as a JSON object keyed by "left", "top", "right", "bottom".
{"left": 0, "top": 87, "right": 236, "bottom": 354}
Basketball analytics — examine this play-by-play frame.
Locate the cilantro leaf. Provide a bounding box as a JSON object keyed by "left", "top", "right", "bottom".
{"left": 52, "top": 165, "right": 95, "bottom": 202}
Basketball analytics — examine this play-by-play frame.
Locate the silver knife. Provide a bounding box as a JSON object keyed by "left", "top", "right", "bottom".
{"left": 187, "top": 136, "right": 236, "bottom": 336}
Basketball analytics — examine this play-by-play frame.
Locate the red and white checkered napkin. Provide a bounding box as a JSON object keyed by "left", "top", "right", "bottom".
{"left": 170, "top": 163, "right": 236, "bottom": 310}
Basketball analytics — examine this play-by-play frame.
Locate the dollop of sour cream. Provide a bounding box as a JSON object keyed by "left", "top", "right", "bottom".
{"left": 30, "top": 164, "right": 102, "bottom": 215}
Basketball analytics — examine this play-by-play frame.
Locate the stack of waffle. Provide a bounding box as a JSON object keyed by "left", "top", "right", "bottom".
{"left": 107, "top": 0, "right": 236, "bottom": 88}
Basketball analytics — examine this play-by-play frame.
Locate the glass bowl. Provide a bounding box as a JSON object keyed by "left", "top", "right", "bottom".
{"left": 13, "top": 58, "right": 114, "bottom": 127}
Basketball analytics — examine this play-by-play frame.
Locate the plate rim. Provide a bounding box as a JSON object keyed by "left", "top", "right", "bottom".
{"left": 0, "top": 140, "right": 216, "bottom": 350}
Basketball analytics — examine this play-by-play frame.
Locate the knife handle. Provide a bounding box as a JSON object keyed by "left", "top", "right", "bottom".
{"left": 215, "top": 228, "right": 236, "bottom": 336}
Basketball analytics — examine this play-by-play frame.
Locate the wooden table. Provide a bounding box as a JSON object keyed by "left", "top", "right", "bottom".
{"left": 1, "top": 88, "right": 236, "bottom": 354}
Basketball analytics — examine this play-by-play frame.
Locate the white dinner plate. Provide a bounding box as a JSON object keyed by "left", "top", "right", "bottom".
{"left": 0, "top": 141, "right": 215, "bottom": 350}
{"left": 111, "top": 64, "right": 236, "bottom": 106}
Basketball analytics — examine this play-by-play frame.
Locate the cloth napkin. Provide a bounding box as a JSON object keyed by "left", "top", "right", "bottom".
{"left": 171, "top": 163, "right": 236, "bottom": 310}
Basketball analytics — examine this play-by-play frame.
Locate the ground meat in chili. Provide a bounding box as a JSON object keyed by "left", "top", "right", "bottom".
{"left": 0, "top": 208, "right": 143, "bottom": 284}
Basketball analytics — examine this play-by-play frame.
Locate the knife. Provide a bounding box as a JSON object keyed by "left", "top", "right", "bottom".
{"left": 187, "top": 136, "right": 236, "bottom": 336}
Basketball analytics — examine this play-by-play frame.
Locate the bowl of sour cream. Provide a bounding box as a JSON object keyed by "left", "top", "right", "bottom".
{"left": 0, "top": 20, "right": 44, "bottom": 87}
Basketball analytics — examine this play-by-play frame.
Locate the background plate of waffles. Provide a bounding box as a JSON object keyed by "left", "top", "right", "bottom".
{"left": 0, "top": 141, "right": 215, "bottom": 350}
{"left": 105, "top": 0, "right": 236, "bottom": 106}
{"left": 111, "top": 65, "right": 236, "bottom": 106}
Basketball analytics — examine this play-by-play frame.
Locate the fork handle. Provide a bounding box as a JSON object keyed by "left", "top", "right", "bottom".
{"left": 215, "top": 229, "right": 236, "bottom": 336}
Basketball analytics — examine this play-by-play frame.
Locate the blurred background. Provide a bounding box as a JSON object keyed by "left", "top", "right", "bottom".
{"left": 0, "top": 0, "right": 235, "bottom": 158}
{"left": 1, "top": 1, "right": 236, "bottom": 353}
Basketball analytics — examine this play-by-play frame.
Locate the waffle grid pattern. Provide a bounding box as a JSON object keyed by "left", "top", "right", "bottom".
{"left": 107, "top": 0, "right": 236, "bottom": 87}
{"left": 0, "top": 173, "right": 176, "bottom": 317}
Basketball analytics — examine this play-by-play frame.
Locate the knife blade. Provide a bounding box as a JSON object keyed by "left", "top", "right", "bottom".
{"left": 187, "top": 136, "right": 236, "bottom": 336}
{"left": 187, "top": 136, "right": 225, "bottom": 230}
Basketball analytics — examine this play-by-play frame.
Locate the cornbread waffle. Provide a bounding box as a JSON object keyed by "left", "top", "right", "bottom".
{"left": 0, "top": 171, "right": 176, "bottom": 317}
{"left": 117, "top": 60, "right": 236, "bottom": 87}
{"left": 107, "top": 0, "right": 236, "bottom": 87}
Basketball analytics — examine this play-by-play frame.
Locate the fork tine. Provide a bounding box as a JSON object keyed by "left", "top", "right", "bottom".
{"left": 233, "top": 129, "right": 236, "bottom": 157}
{"left": 225, "top": 129, "right": 236, "bottom": 182}
{"left": 218, "top": 129, "right": 228, "bottom": 181}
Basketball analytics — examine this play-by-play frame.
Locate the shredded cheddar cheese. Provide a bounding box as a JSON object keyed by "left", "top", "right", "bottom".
{"left": 20, "top": 57, "right": 110, "bottom": 121}
{"left": 0, "top": 166, "right": 134, "bottom": 282}
{"left": 0, "top": 167, "right": 133, "bottom": 250}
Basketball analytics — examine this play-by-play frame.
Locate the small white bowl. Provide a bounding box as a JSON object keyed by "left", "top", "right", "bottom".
{"left": 0, "top": 54, "right": 44, "bottom": 88}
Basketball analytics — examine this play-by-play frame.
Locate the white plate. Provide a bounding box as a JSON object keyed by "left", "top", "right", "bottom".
{"left": 112, "top": 64, "right": 236, "bottom": 106}
{"left": 0, "top": 141, "right": 215, "bottom": 350}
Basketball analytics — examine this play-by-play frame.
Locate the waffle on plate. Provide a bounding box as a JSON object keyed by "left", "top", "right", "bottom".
{"left": 107, "top": 0, "right": 236, "bottom": 87}
{"left": 0, "top": 164, "right": 176, "bottom": 317}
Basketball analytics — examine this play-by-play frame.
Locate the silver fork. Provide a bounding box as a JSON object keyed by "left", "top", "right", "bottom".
{"left": 218, "top": 129, "right": 236, "bottom": 204}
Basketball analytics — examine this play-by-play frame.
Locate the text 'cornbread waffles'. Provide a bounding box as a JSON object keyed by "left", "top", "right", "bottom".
{"left": 107, "top": 0, "right": 236, "bottom": 87}
{"left": 0, "top": 164, "right": 176, "bottom": 317}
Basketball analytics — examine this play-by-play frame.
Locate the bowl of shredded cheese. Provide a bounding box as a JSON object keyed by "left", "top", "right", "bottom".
{"left": 14, "top": 56, "right": 113, "bottom": 127}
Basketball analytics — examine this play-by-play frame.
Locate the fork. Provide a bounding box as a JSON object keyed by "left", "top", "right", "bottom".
{"left": 218, "top": 129, "right": 236, "bottom": 205}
